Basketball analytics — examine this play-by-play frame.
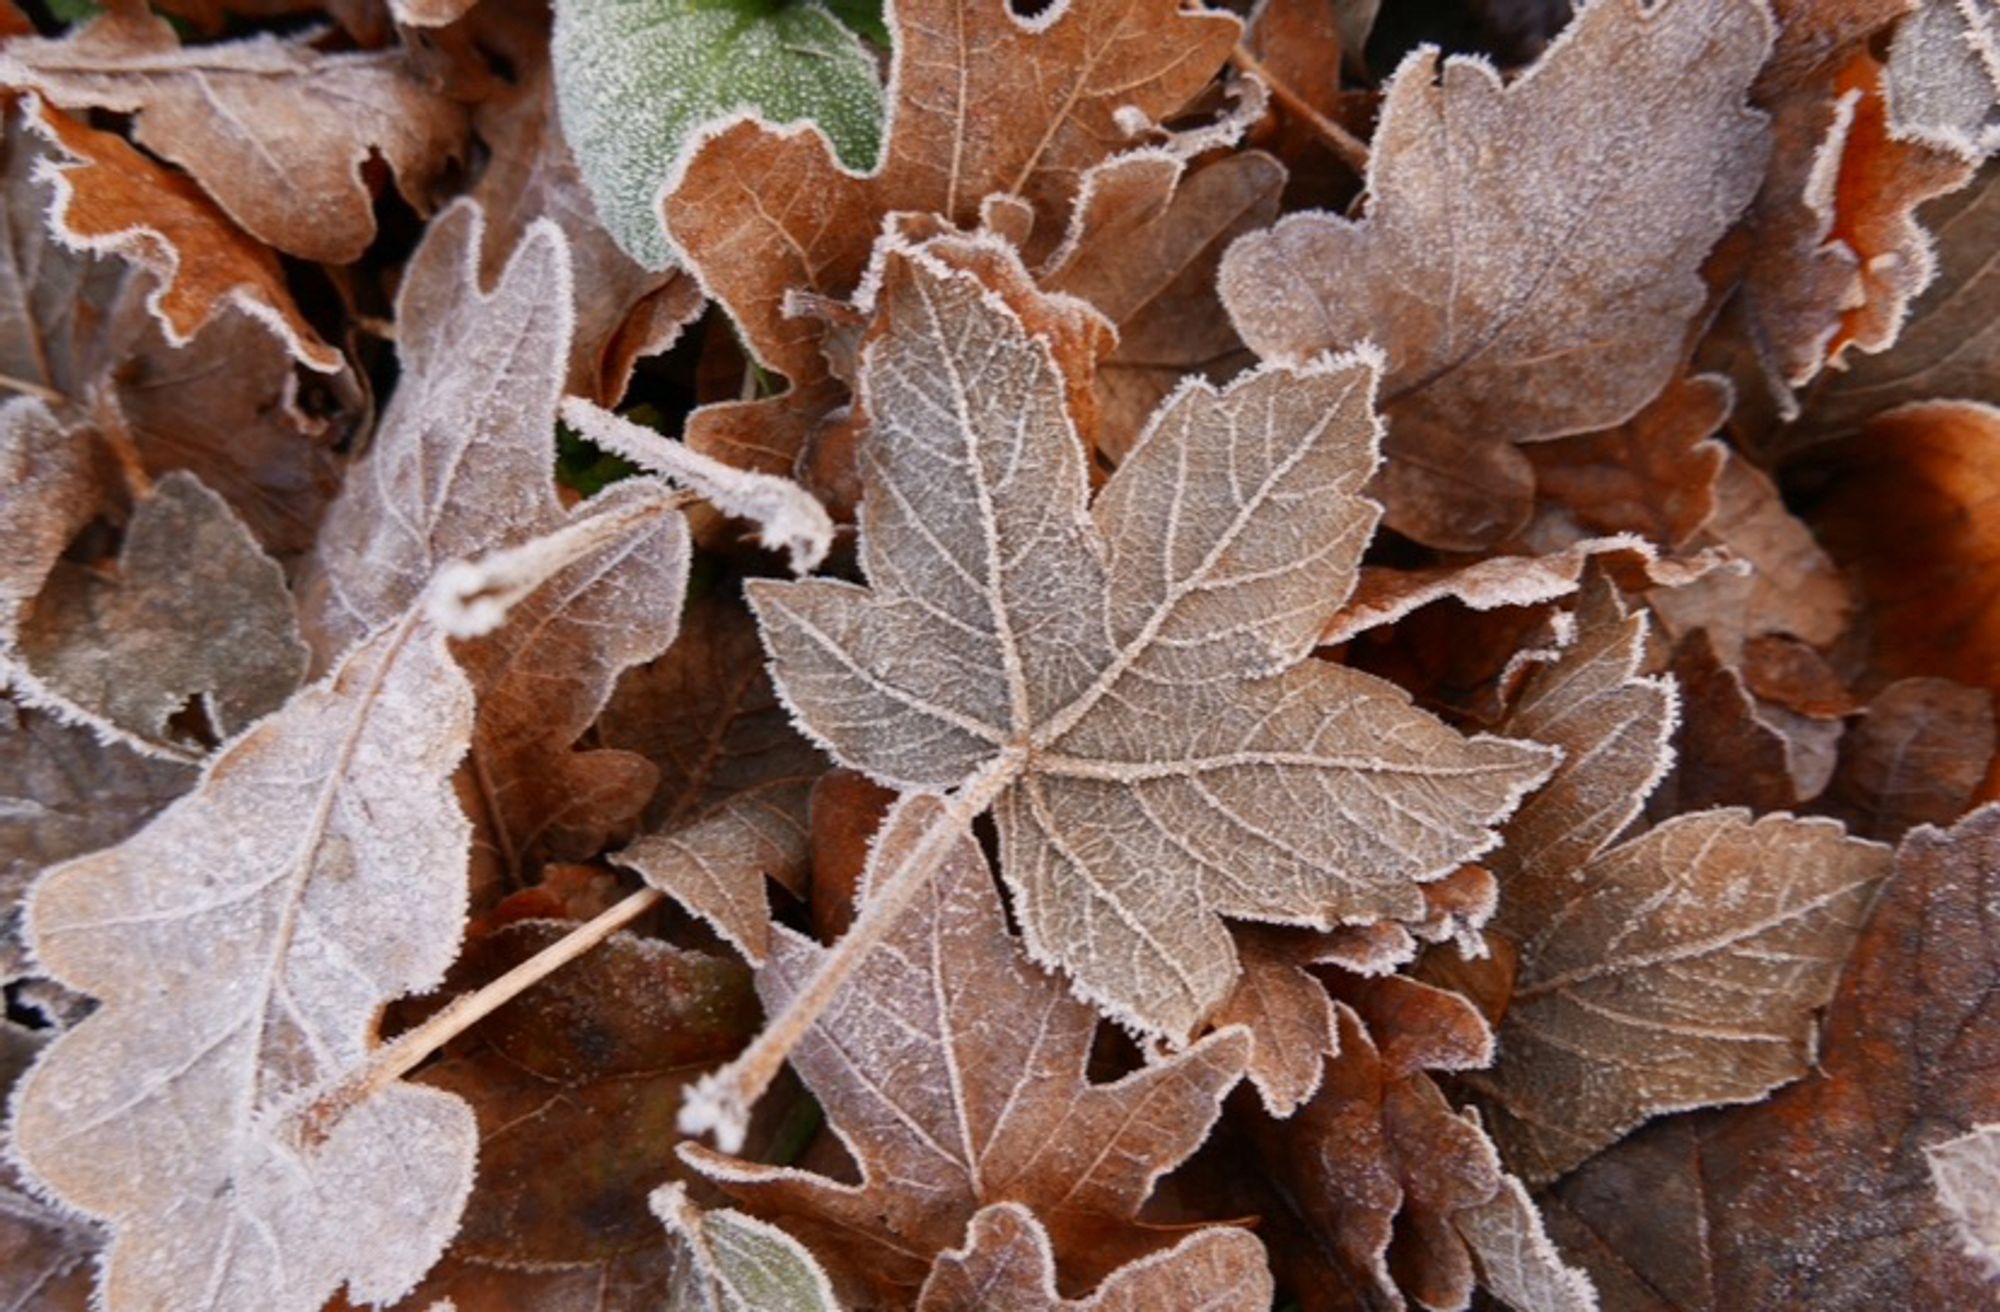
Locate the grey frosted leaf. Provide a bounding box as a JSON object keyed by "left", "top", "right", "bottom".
{"left": 553, "top": 0, "right": 884, "bottom": 269}
{"left": 1927, "top": 1124, "right": 2000, "bottom": 1277}
{"left": 1470, "top": 809, "right": 1892, "bottom": 1181}
{"left": 750, "top": 245, "right": 1554, "bottom": 1040}
{"left": 13, "top": 617, "right": 480, "bottom": 1311}
{"left": 11, "top": 471, "right": 307, "bottom": 757}
{"left": 1455, "top": 1175, "right": 1599, "bottom": 1312}
{"left": 652, "top": 1182, "right": 840, "bottom": 1312}
{"left": 0, "top": 397, "right": 102, "bottom": 644}
{"left": 1887, "top": 0, "right": 2000, "bottom": 160}
{"left": 1217, "top": 0, "right": 1772, "bottom": 547}
{"left": 917, "top": 1202, "right": 1274, "bottom": 1312}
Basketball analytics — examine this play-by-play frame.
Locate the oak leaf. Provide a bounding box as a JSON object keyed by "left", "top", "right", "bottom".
{"left": 918, "top": 1203, "right": 1273, "bottom": 1312}
{"left": 1541, "top": 804, "right": 2000, "bottom": 1308}
{"left": 1218, "top": 0, "right": 1772, "bottom": 549}
{"left": 749, "top": 244, "right": 1555, "bottom": 1040}
{"left": 0, "top": 13, "right": 469, "bottom": 265}
{"left": 680, "top": 796, "right": 1255, "bottom": 1302}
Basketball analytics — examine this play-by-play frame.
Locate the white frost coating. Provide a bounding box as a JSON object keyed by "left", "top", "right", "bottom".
{"left": 1927, "top": 1123, "right": 2000, "bottom": 1278}
{"left": 1456, "top": 1176, "right": 1600, "bottom": 1312}
{"left": 560, "top": 396, "right": 833, "bottom": 572}
{"left": 651, "top": 1181, "right": 840, "bottom": 1312}
{"left": 1886, "top": 0, "right": 2000, "bottom": 161}
{"left": 552, "top": 0, "right": 884, "bottom": 269}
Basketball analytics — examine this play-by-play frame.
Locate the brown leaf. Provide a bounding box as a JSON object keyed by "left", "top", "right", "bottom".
{"left": 1254, "top": 979, "right": 1502, "bottom": 1311}
{"left": 0, "top": 1023, "right": 97, "bottom": 1312}
{"left": 1453, "top": 1175, "right": 1597, "bottom": 1312}
{"left": 0, "top": 701, "right": 193, "bottom": 981}
{"left": 1523, "top": 374, "right": 1730, "bottom": 550}
{"left": 680, "top": 796, "right": 1253, "bottom": 1302}
{"left": 806, "top": 767, "right": 895, "bottom": 944}
{"left": 1472, "top": 810, "right": 1891, "bottom": 1182}
{"left": 0, "top": 397, "right": 105, "bottom": 645}
{"left": 9, "top": 470, "right": 306, "bottom": 757}
{"left": 1806, "top": 400, "right": 2000, "bottom": 688}
{"left": 470, "top": 64, "right": 701, "bottom": 405}
{"left": 1220, "top": 0, "right": 1772, "bottom": 549}
{"left": 1756, "top": 0, "right": 1912, "bottom": 94}
{"left": 1885, "top": 0, "right": 2000, "bottom": 159}
{"left": 25, "top": 98, "right": 340, "bottom": 373}
{"left": 1800, "top": 164, "right": 2000, "bottom": 436}
{"left": 918, "top": 1202, "right": 1273, "bottom": 1312}
{"left": 1818, "top": 676, "right": 1996, "bottom": 840}
{"left": 750, "top": 242, "right": 1553, "bottom": 1040}
{"left": 1926, "top": 1124, "right": 2000, "bottom": 1279}
{"left": 1542, "top": 804, "right": 2000, "bottom": 1308}
{"left": 302, "top": 201, "right": 689, "bottom": 873}
{"left": 1663, "top": 629, "right": 1840, "bottom": 812}
{"left": 1210, "top": 926, "right": 1343, "bottom": 1118}
{"left": 0, "top": 13, "right": 469, "bottom": 265}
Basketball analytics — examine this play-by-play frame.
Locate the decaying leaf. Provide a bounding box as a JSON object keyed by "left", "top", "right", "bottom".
{"left": 750, "top": 243, "right": 1554, "bottom": 1040}
{"left": 14, "top": 616, "right": 479, "bottom": 1311}
{"left": 652, "top": 1182, "right": 840, "bottom": 1312}
{"left": 9, "top": 470, "right": 306, "bottom": 758}
{"left": 1209, "top": 926, "right": 1342, "bottom": 1118}
{"left": 0, "top": 13, "right": 469, "bottom": 265}
{"left": 1542, "top": 804, "right": 2000, "bottom": 1307}
{"left": 1926, "top": 1124, "right": 2000, "bottom": 1278}
{"left": 0, "top": 397, "right": 102, "bottom": 645}
{"left": 680, "top": 796, "right": 1253, "bottom": 1301}
{"left": 0, "top": 1023, "right": 97, "bottom": 1312}
{"left": 554, "top": 0, "right": 884, "bottom": 270}
{"left": 24, "top": 97, "right": 341, "bottom": 373}
{"left": 1523, "top": 374, "right": 1730, "bottom": 550}
{"left": 1818, "top": 676, "right": 1995, "bottom": 840}
{"left": 1219, "top": 0, "right": 1772, "bottom": 548}
{"left": 1455, "top": 1175, "right": 1599, "bottom": 1312}
{"left": 1663, "top": 628, "right": 1840, "bottom": 812}
{"left": 918, "top": 1203, "right": 1273, "bottom": 1312}
{"left": 1886, "top": 0, "right": 2000, "bottom": 159}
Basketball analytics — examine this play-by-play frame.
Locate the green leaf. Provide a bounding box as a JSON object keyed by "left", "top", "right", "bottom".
{"left": 554, "top": 0, "right": 885, "bottom": 270}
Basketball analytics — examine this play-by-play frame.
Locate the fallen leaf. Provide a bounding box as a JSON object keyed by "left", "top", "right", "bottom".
{"left": 470, "top": 64, "right": 703, "bottom": 405}
{"left": 14, "top": 614, "right": 479, "bottom": 1311}
{"left": 25, "top": 97, "right": 341, "bottom": 373}
{"left": 1523, "top": 374, "right": 1730, "bottom": 550}
{"left": 1817, "top": 676, "right": 1995, "bottom": 840}
{"left": 1542, "top": 804, "right": 2000, "bottom": 1307}
{"left": 1757, "top": 0, "right": 1912, "bottom": 93}
{"left": 1926, "top": 1124, "right": 2000, "bottom": 1278}
{"left": 1885, "top": 0, "right": 2000, "bottom": 160}
{"left": 0, "top": 396, "right": 105, "bottom": 645}
{"left": 1219, "top": 0, "right": 1772, "bottom": 549}
{"left": 555, "top": 0, "right": 884, "bottom": 270}
{"left": 918, "top": 1202, "right": 1273, "bottom": 1312}
{"left": 0, "top": 1023, "right": 97, "bottom": 1312}
{"left": 1663, "top": 629, "right": 1839, "bottom": 812}
{"left": 652, "top": 1181, "right": 839, "bottom": 1312}
{"left": 0, "top": 13, "right": 468, "bottom": 265}
{"left": 9, "top": 470, "right": 306, "bottom": 757}
{"left": 1454, "top": 1175, "right": 1598, "bottom": 1312}
{"left": 749, "top": 243, "right": 1554, "bottom": 1040}
{"left": 1208, "top": 926, "right": 1342, "bottom": 1118}
{"left": 805, "top": 767, "right": 894, "bottom": 943}
{"left": 680, "top": 796, "right": 1253, "bottom": 1301}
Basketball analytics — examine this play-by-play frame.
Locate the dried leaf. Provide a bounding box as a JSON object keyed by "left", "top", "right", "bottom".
{"left": 653, "top": 1182, "right": 840, "bottom": 1312}
{"left": 918, "top": 1203, "right": 1273, "bottom": 1312}
{"left": 1663, "top": 629, "right": 1838, "bottom": 812}
{"left": 1757, "top": 0, "right": 1912, "bottom": 93}
{"left": 470, "top": 65, "right": 703, "bottom": 404}
{"left": 25, "top": 97, "right": 341, "bottom": 373}
{"left": 1473, "top": 810, "right": 1892, "bottom": 1182}
{"left": 1219, "top": 0, "right": 1771, "bottom": 549}
{"left": 614, "top": 782, "right": 814, "bottom": 964}
{"left": 1886, "top": 0, "right": 2000, "bottom": 159}
{"left": 1818, "top": 676, "right": 1996, "bottom": 840}
{"left": 680, "top": 796, "right": 1253, "bottom": 1301}
{"left": 1209, "top": 926, "right": 1342, "bottom": 1117}
{"left": 0, "top": 13, "right": 469, "bottom": 265}
{"left": 1454, "top": 1175, "right": 1599, "bottom": 1312}
{"left": 1542, "top": 804, "right": 2000, "bottom": 1308}
{"left": 1523, "top": 374, "right": 1730, "bottom": 550}
{"left": 9, "top": 470, "right": 306, "bottom": 757}
{"left": 750, "top": 244, "right": 1554, "bottom": 1039}
{"left": 555, "top": 0, "right": 884, "bottom": 270}
{"left": 0, "top": 1023, "right": 97, "bottom": 1312}
{"left": 0, "top": 397, "right": 103, "bottom": 645}
{"left": 1927, "top": 1124, "right": 2000, "bottom": 1278}
{"left": 14, "top": 616, "right": 479, "bottom": 1311}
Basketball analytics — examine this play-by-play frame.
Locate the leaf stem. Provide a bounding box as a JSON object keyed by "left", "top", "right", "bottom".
{"left": 1229, "top": 42, "right": 1372, "bottom": 175}
{"left": 678, "top": 753, "right": 1022, "bottom": 1151}
{"left": 296, "top": 885, "right": 663, "bottom": 1144}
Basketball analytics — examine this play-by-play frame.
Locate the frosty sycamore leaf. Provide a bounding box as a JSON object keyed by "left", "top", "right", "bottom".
{"left": 553, "top": 0, "right": 884, "bottom": 270}
{"left": 13, "top": 614, "right": 479, "bottom": 1311}
{"left": 1218, "top": 0, "right": 1771, "bottom": 548}
{"left": 749, "top": 242, "right": 1556, "bottom": 1041}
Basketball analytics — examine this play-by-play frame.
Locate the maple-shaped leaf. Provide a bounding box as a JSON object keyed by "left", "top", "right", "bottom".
{"left": 918, "top": 1202, "right": 1273, "bottom": 1312}
{"left": 301, "top": 200, "right": 688, "bottom": 871}
{"left": 24, "top": 97, "right": 341, "bottom": 373}
{"left": 1886, "top": 0, "right": 2000, "bottom": 160}
{"left": 659, "top": 0, "right": 1238, "bottom": 437}
{"left": 747, "top": 244, "right": 1554, "bottom": 1042}
{"left": 681, "top": 795, "right": 1253, "bottom": 1301}
{"left": 13, "top": 614, "right": 479, "bottom": 1311}
{"left": 7, "top": 470, "right": 306, "bottom": 759}
{"left": 652, "top": 1182, "right": 840, "bottom": 1312}
{"left": 1540, "top": 804, "right": 2000, "bottom": 1308}
{"left": 554, "top": 0, "right": 885, "bottom": 271}
{"left": 0, "top": 12, "right": 469, "bottom": 265}
{"left": 1218, "top": 0, "right": 1772, "bottom": 549}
